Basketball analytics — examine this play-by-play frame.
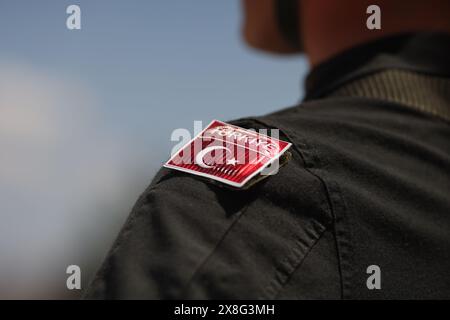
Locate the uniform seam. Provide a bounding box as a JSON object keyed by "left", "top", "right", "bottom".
{"left": 259, "top": 220, "right": 328, "bottom": 299}
{"left": 273, "top": 223, "right": 331, "bottom": 299}
{"left": 179, "top": 202, "right": 251, "bottom": 298}
{"left": 247, "top": 117, "right": 347, "bottom": 299}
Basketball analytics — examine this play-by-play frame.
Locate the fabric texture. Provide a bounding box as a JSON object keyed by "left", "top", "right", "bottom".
{"left": 85, "top": 33, "right": 450, "bottom": 299}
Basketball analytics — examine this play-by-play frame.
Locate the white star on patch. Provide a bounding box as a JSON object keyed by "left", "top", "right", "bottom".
{"left": 226, "top": 158, "right": 238, "bottom": 166}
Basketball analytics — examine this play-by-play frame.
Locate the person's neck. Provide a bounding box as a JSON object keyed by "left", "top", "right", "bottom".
{"left": 300, "top": 0, "right": 450, "bottom": 66}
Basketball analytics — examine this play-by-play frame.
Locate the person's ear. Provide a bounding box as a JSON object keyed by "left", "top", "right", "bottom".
{"left": 241, "top": 0, "right": 302, "bottom": 54}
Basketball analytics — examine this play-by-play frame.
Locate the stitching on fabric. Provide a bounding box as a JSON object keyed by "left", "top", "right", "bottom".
{"left": 259, "top": 220, "right": 327, "bottom": 299}
{"left": 179, "top": 203, "right": 251, "bottom": 298}
{"left": 248, "top": 117, "right": 347, "bottom": 299}
{"left": 273, "top": 223, "right": 330, "bottom": 299}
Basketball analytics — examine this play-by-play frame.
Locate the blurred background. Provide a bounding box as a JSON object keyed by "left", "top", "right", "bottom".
{"left": 0, "top": 0, "right": 308, "bottom": 298}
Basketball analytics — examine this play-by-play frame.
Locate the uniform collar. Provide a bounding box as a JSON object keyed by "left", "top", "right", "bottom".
{"left": 304, "top": 32, "right": 450, "bottom": 100}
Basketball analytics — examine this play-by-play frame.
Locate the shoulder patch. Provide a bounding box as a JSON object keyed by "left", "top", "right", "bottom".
{"left": 164, "top": 120, "right": 291, "bottom": 189}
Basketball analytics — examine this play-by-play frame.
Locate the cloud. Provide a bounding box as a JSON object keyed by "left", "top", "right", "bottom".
{"left": 0, "top": 61, "right": 139, "bottom": 298}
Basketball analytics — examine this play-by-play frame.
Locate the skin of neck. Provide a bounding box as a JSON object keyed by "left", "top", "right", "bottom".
{"left": 300, "top": 0, "right": 450, "bottom": 66}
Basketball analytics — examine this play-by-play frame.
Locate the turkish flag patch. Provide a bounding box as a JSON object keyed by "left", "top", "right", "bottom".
{"left": 164, "top": 120, "right": 292, "bottom": 188}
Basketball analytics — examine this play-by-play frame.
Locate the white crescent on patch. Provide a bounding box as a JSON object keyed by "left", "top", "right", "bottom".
{"left": 195, "top": 146, "right": 232, "bottom": 169}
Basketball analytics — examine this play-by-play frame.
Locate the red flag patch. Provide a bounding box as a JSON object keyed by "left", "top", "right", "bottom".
{"left": 164, "top": 120, "right": 292, "bottom": 188}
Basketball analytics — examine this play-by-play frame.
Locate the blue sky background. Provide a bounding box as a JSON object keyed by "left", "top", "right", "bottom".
{"left": 0, "top": 0, "right": 308, "bottom": 298}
